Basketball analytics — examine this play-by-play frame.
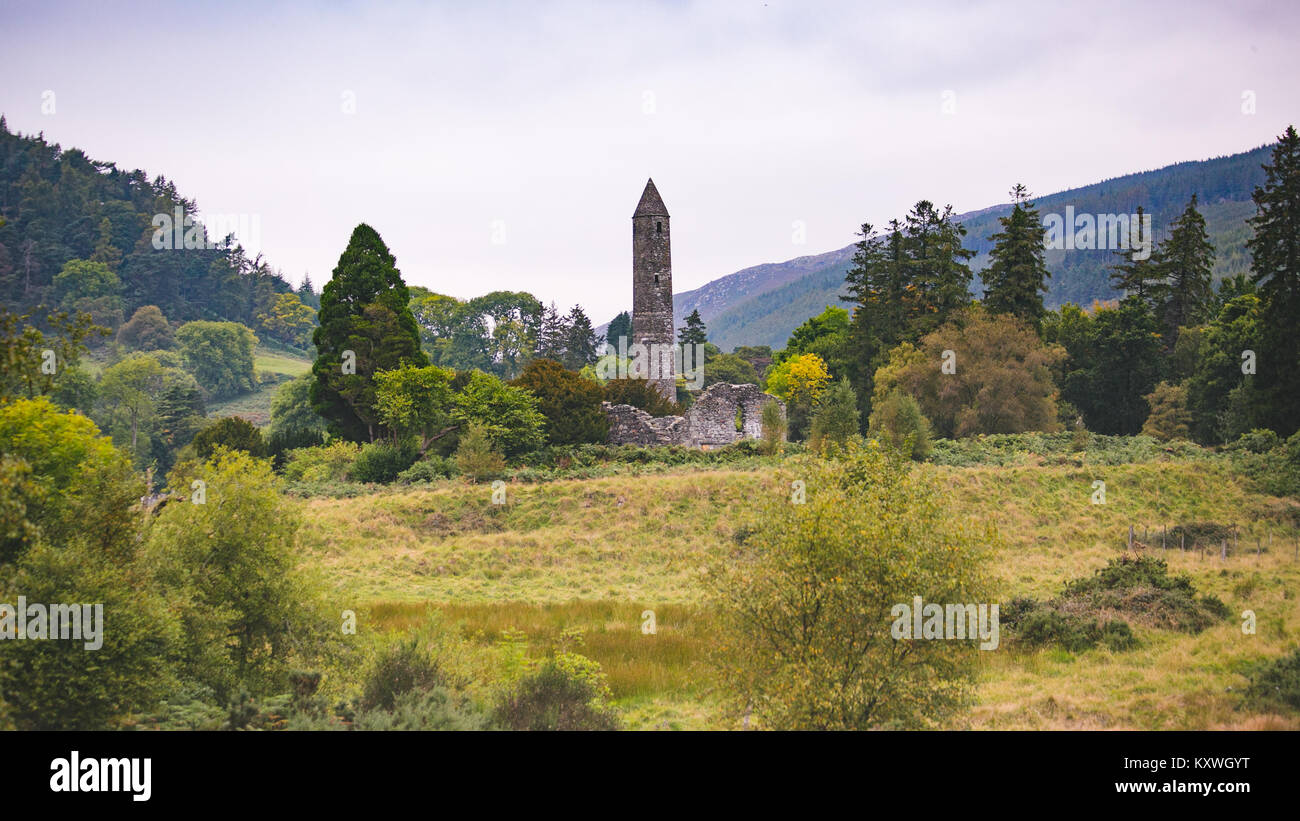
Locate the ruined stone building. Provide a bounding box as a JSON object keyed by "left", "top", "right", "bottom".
{"left": 605, "top": 180, "right": 786, "bottom": 448}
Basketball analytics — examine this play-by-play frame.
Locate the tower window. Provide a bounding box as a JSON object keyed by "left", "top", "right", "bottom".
{"left": 654, "top": 274, "right": 659, "bottom": 284}
{"left": 656, "top": 221, "right": 662, "bottom": 234}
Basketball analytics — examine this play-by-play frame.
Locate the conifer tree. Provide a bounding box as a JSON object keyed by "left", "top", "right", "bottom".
{"left": 606, "top": 311, "right": 632, "bottom": 350}
{"left": 983, "top": 184, "right": 1051, "bottom": 328}
{"left": 562, "top": 305, "right": 600, "bottom": 370}
{"left": 1247, "top": 125, "right": 1300, "bottom": 435}
{"left": 1153, "top": 194, "right": 1216, "bottom": 346}
{"left": 677, "top": 309, "right": 708, "bottom": 347}
{"left": 535, "top": 301, "right": 568, "bottom": 361}
{"left": 311, "top": 224, "right": 426, "bottom": 441}
{"left": 1109, "top": 206, "right": 1160, "bottom": 304}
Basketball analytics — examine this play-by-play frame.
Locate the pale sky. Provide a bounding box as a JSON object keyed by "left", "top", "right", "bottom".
{"left": 2, "top": 0, "right": 1298, "bottom": 323}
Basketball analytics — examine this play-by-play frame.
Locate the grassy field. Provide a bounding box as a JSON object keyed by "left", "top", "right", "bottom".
{"left": 295, "top": 458, "right": 1300, "bottom": 730}
{"left": 208, "top": 344, "right": 311, "bottom": 426}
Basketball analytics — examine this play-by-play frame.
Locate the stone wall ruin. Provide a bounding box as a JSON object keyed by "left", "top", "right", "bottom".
{"left": 603, "top": 382, "right": 785, "bottom": 448}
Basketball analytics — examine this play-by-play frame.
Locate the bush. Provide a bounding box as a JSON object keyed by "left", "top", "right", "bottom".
{"left": 759, "top": 399, "right": 786, "bottom": 455}
{"left": 282, "top": 441, "right": 359, "bottom": 482}
{"left": 266, "top": 427, "right": 326, "bottom": 470}
{"left": 350, "top": 438, "right": 419, "bottom": 484}
{"left": 1226, "top": 428, "right": 1282, "bottom": 454}
{"left": 510, "top": 358, "right": 609, "bottom": 445}
{"left": 1003, "top": 556, "right": 1228, "bottom": 652}
{"left": 808, "top": 378, "right": 860, "bottom": 450}
{"left": 1229, "top": 430, "right": 1300, "bottom": 497}
{"left": 397, "top": 455, "right": 457, "bottom": 483}
{"left": 493, "top": 652, "right": 620, "bottom": 731}
{"left": 602, "top": 378, "right": 682, "bottom": 417}
{"left": 360, "top": 635, "right": 446, "bottom": 713}
{"left": 707, "top": 441, "right": 994, "bottom": 729}
{"left": 1242, "top": 648, "right": 1300, "bottom": 714}
{"left": 352, "top": 687, "right": 491, "bottom": 731}
{"left": 868, "top": 391, "right": 933, "bottom": 460}
{"left": 455, "top": 424, "right": 506, "bottom": 482}
{"left": 192, "top": 416, "right": 267, "bottom": 459}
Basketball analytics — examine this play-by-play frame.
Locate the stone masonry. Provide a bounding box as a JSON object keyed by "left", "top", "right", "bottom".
{"left": 631, "top": 178, "right": 676, "bottom": 401}
{"left": 603, "top": 383, "right": 786, "bottom": 448}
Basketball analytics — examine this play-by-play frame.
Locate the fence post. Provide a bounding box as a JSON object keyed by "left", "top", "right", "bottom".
{"left": 1128, "top": 525, "right": 1134, "bottom": 551}
{"left": 1221, "top": 539, "right": 1227, "bottom": 562}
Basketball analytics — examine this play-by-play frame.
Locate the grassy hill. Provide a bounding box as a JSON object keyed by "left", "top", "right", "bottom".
{"left": 208, "top": 341, "right": 311, "bottom": 427}
{"left": 294, "top": 453, "right": 1300, "bottom": 730}
{"left": 662, "top": 143, "right": 1273, "bottom": 352}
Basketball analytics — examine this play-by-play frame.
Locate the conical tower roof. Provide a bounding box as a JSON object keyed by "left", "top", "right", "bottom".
{"left": 633, "top": 178, "right": 669, "bottom": 218}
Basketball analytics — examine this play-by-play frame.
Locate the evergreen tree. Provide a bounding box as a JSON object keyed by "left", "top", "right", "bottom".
{"left": 310, "top": 224, "right": 427, "bottom": 441}
{"left": 677, "top": 309, "right": 708, "bottom": 348}
{"left": 1109, "top": 206, "right": 1160, "bottom": 304}
{"left": 297, "top": 273, "right": 321, "bottom": 311}
{"left": 535, "top": 301, "right": 568, "bottom": 361}
{"left": 1247, "top": 125, "right": 1300, "bottom": 435}
{"left": 562, "top": 305, "right": 600, "bottom": 370}
{"left": 982, "top": 184, "right": 1050, "bottom": 328}
{"left": 1153, "top": 194, "right": 1216, "bottom": 347}
{"left": 842, "top": 202, "right": 973, "bottom": 421}
{"left": 606, "top": 310, "right": 632, "bottom": 350}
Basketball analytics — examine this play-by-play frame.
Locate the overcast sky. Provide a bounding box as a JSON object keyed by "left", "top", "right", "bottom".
{"left": 2, "top": 0, "right": 1298, "bottom": 323}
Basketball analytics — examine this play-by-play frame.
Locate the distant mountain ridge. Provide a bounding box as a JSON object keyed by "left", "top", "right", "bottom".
{"left": 601, "top": 142, "right": 1273, "bottom": 352}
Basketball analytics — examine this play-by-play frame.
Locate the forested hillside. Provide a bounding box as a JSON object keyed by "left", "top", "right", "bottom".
{"left": 669, "top": 143, "right": 1272, "bottom": 351}
{"left": 0, "top": 116, "right": 309, "bottom": 327}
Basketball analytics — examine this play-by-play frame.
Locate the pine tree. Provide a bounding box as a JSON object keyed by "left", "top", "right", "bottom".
{"left": 983, "top": 184, "right": 1050, "bottom": 328}
{"left": 677, "top": 309, "right": 708, "bottom": 347}
{"left": 310, "top": 224, "right": 427, "bottom": 441}
{"left": 1109, "top": 206, "right": 1160, "bottom": 304}
{"left": 297, "top": 273, "right": 321, "bottom": 311}
{"left": 1153, "top": 194, "right": 1215, "bottom": 346}
{"left": 1248, "top": 125, "right": 1300, "bottom": 435}
{"left": 535, "top": 301, "right": 568, "bottom": 361}
{"left": 562, "top": 305, "right": 600, "bottom": 370}
{"left": 842, "top": 202, "right": 973, "bottom": 420}
{"left": 606, "top": 311, "right": 632, "bottom": 350}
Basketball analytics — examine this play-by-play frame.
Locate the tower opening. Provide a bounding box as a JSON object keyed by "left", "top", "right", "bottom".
{"left": 656, "top": 221, "right": 662, "bottom": 233}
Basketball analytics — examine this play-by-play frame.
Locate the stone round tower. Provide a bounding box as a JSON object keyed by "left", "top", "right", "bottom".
{"left": 631, "top": 178, "right": 676, "bottom": 401}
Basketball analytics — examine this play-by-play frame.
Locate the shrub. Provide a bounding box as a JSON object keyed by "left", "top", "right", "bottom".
{"left": 1242, "top": 648, "right": 1300, "bottom": 714}
{"left": 350, "top": 438, "right": 419, "bottom": 484}
{"left": 1226, "top": 428, "right": 1282, "bottom": 454}
{"left": 360, "top": 635, "right": 446, "bottom": 713}
{"left": 117, "top": 305, "right": 173, "bottom": 351}
{"left": 868, "top": 391, "right": 933, "bottom": 460}
{"left": 282, "top": 441, "right": 359, "bottom": 482}
{"left": 602, "top": 378, "right": 682, "bottom": 417}
{"left": 455, "top": 423, "right": 506, "bottom": 482}
{"left": 352, "top": 687, "right": 491, "bottom": 731}
{"left": 493, "top": 652, "right": 620, "bottom": 731}
{"left": 707, "top": 441, "right": 994, "bottom": 729}
{"left": 510, "top": 358, "right": 608, "bottom": 445}
{"left": 192, "top": 416, "right": 267, "bottom": 459}
{"left": 1141, "top": 381, "right": 1192, "bottom": 441}
{"left": 1004, "top": 556, "right": 1227, "bottom": 652}
{"left": 759, "top": 399, "right": 786, "bottom": 455}
{"left": 397, "top": 455, "right": 457, "bottom": 483}
{"left": 808, "top": 378, "right": 860, "bottom": 450}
